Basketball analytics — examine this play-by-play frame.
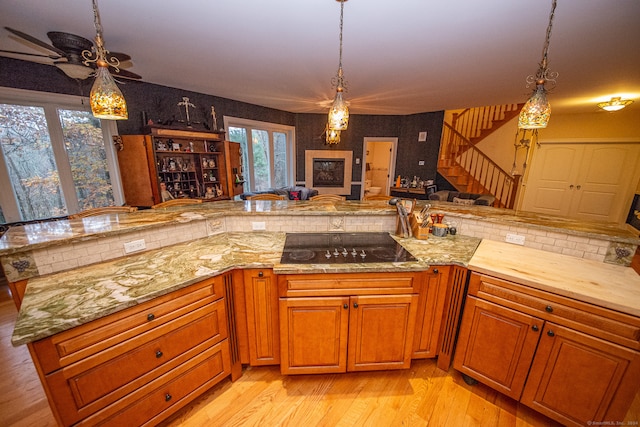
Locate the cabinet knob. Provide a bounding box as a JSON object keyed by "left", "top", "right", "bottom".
{"left": 165, "top": 393, "right": 172, "bottom": 402}
{"left": 343, "top": 304, "right": 349, "bottom": 309}
{"left": 156, "top": 350, "right": 163, "bottom": 359}
{"left": 147, "top": 313, "right": 155, "bottom": 321}
{"left": 545, "top": 305, "right": 553, "bottom": 313}
{"left": 258, "top": 271, "right": 264, "bottom": 278}
{"left": 433, "top": 268, "right": 439, "bottom": 274}
{"left": 531, "top": 325, "right": 539, "bottom": 332}
{"left": 353, "top": 302, "right": 359, "bottom": 309}
{"left": 547, "top": 330, "right": 555, "bottom": 337}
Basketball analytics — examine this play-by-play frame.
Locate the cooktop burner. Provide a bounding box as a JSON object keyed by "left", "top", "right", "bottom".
{"left": 280, "top": 232, "right": 417, "bottom": 264}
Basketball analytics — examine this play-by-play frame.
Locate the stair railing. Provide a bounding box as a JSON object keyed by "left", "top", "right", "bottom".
{"left": 451, "top": 104, "right": 521, "bottom": 142}
{"left": 440, "top": 123, "right": 519, "bottom": 209}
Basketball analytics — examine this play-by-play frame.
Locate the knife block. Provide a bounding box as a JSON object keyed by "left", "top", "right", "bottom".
{"left": 409, "top": 213, "right": 430, "bottom": 240}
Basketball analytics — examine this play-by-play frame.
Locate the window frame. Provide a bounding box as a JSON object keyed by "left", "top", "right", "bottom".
{"left": 0, "top": 87, "right": 124, "bottom": 223}
{"left": 223, "top": 116, "right": 296, "bottom": 192}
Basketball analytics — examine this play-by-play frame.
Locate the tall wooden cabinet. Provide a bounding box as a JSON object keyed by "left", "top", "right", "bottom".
{"left": 117, "top": 126, "right": 244, "bottom": 207}
{"left": 454, "top": 272, "right": 640, "bottom": 426}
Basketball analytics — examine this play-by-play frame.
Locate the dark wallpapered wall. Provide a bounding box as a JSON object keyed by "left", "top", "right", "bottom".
{"left": 0, "top": 57, "right": 444, "bottom": 197}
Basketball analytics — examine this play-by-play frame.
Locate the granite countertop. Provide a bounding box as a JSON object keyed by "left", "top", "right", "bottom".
{"left": 1, "top": 200, "right": 638, "bottom": 256}
{"left": 469, "top": 239, "right": 640, "bottom": 317}
{"left": 12, "top": 231, "right": 481, "bottom": 346}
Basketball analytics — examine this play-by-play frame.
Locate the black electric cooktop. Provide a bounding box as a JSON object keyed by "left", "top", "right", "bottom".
{"left": 280, "top": 232, "right": 417, "bottom": 264}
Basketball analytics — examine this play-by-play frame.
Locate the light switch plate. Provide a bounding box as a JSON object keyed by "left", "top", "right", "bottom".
{"left": 252, "top": 221, "right": 266, "bottom": 231}
{"left": 418, "top": 131, "right": 427, "bottom": 142}
{"left": 124, "top": 239, "right": 146, "bottom": 253}
{"left": 505, "top": 233, "right": 525, "bottom": 245}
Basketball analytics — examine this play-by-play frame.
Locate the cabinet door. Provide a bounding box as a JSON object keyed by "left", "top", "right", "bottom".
{"left": 348, "top": 294, "right": 418, "bottom": 371}
{"left": 279, "top": 296, "right": 349, "bottom": 374}
{"left": 521, "top": 323, "right": 640, "bottom": 426}
{"left": 117, "top": 135, "right": 157, "bottom": 206}
{"left": 453, "top": 297, "right": 543, "bottom": 400}
{"left": 243, "top": 269, "right": 279, "bottom": 365}
{"left": 412, "top": 267, "right": 449, "bottom": 359}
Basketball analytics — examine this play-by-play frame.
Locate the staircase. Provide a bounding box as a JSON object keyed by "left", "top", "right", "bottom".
{"left": 438, "top": 104, "right": 523, "bottom": 209}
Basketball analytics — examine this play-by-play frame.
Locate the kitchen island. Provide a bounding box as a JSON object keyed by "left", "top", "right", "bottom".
{"left": 1, "top": 199, "right": 639, "bottom": 426}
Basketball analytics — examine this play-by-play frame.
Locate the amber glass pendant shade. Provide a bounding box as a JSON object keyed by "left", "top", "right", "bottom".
{"left": 518, "top": 85, "right": 550, "bottom": 129}
{"left": 90, "top": 65, "right": 128, "bottom": 120}
{"left": 328, "top": 89, "right": 349, "bottom": 131}
{"left": 325, "top": 126, "right": 341, "bottom": 145}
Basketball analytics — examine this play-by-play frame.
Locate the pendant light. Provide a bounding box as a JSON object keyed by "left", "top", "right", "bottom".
{"left": 327, "top": 0, "right": 349, "bottom": 132}
{"left": 84, "top": 0, "right": 128, "bottom": 120}
{"left": 518, "top": 0, "right": 558, "bottom": 129}
{"left": 325, "top": 125, "right": 341, "bottom": 145}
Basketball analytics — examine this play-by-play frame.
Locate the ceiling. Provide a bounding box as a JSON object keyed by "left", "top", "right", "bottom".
{"left": 1, "top": 0, "right": 639, "bottom": 116}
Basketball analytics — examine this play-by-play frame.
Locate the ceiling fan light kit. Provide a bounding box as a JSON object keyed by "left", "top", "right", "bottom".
{"left": 84, "top": 0, "right": 128, "bottom": 120}
{"left": 518, "top": 0, "right": 558, "bottom": 130}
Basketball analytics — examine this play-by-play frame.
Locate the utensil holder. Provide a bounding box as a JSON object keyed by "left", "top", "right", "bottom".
{"left": 409, "top": 213, "right": 430, "bottom": 240}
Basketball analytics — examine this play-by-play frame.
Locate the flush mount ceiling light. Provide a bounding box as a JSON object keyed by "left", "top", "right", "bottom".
{"left": 82, "top": 0, "right": 128, "bottom": 120}
{"left": 327, "top": 0, "right": 350, "bottom": 133}
{"left": 518, "top": 0, "right": 558, "bottom": 129}
{"left": 597, "top": 97, "right": 634, "bottom": 112}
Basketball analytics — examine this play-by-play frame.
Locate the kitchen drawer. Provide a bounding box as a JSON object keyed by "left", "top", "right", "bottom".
{"left": 469, "top": 273, "right": 640, "bottom": 350}
{"left": 32, "top": 277, "right": 224, "bottom": 374}
{"left": 278, "top": 272, "right": 417, "bottom": 297}
{"left": 43, "top": 299, "right": 227, "bottom": 426}
{"left": 76, "top": 340, "right": 231, "bottom": 427}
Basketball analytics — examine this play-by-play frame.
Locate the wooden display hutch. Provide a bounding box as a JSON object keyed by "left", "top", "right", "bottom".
{"left": 117, "top": 126, "right": 244, "bottom": 207}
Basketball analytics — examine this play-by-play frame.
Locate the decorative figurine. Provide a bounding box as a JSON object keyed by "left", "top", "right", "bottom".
{"left": 178, "top": 97, "right": 196, "bottom": 127}
{"left": 205, "top": 187, "right": 216, "bottom": 199}
{"left": 211, "top": 105, "right": 218, "bottom": 131}
{"left": 160, "top": 182, "right": 174, "bottom": 202}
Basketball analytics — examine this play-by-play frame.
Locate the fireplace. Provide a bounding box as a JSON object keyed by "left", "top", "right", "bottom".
{"left": 313, "top": 159, "right": 345, "bottom": 187}
{"left": 305, "top": 150, "right": 352, "bottom": 195}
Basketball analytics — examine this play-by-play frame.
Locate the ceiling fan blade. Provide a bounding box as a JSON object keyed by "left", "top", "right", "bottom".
{"left": 111, "top": 68, "right": 142, "bottom": 80}
{"left": 107, "top": 51, "right": 131, "bottom": 62}
{"left": 5, "top": 27, "right": 67, "bottom": 57}
{"left": 0, "top": 48, "right": 61, "bottom": 60}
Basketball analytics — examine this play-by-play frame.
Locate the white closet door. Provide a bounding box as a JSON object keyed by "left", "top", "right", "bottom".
{"left": 520, "top": 144, "right": 584, "bottom": 217}
{"left": 521, "top": 143, "right": 640, "bottom": 223}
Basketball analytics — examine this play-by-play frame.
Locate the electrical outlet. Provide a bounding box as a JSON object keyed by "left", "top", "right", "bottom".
{"left": 252, "top": 221, "right": 266, "bottom": 231}
{"left": 418, "top": 160, "right": 425, "bottom": 166}
{"left": 505, "top": 233, "right": 525, "bottom": 245}
{"left": 124, "top": 239, "right": 146, "bottom": 254}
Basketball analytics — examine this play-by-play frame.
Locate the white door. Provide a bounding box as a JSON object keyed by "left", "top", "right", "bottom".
{"left": 521, "top": 142, "right": 640, "bottom": 223}
{"left": 362, "top": 138, "right": 398, "bottom": 199}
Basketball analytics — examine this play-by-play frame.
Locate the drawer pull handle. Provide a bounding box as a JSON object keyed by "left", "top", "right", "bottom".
{"left": 156, "top": 350, "right": 163, "bottom": 358}
{"left": 545, "top": 305, "right": 553, "bottom": 313}
{"left": 353, "top": 302, "right": 359, "bottom": 309}
{"left": 147, "top": 313, "right": 155, "bottom": 321}
{"left": 258, "top": 271, "right": 264, "bottom": 278}
{"left": 165, "top": 393, "right": 172, "bottom": 402}
{"left": 343, "top": 304, "right": 348, "bottom": 309}
{"left": 531, "top": 325, "right": 539, "bottom": 332}
{"left": 547, "top": 330, "right": 555, "bottom": 337}
{"left": 433, "top": 268, "right": 439, "bottom": 274}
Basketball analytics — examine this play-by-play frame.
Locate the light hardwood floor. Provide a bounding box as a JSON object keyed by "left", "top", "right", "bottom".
{"left": 1, "top": 284, "right": 638, "bottom": 427}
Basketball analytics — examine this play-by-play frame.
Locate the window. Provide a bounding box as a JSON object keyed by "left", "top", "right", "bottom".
{"left": 0, "top": 88, "right": 123, "bottom": 223}
{"left": 223, "top": 117, "right": 295, "bottom": 192}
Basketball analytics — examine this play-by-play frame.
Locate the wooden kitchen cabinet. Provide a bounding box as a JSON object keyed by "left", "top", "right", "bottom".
{"left": 278, "top": 272, "right": 419, "bottom": 375}
{"left": 453, "top": 272, "right": 640, "bottom": 427}
{"left": 412, "top": 266, "right": 450, "bottom": 359}
{"left": 243, "top": 268, "right": 280, "bottom": 366}
{"left": 27, "top": 276, "right": 234, "bottom": 427}
{"left": 117, "top": 126, "right": 243, "bottom": 207}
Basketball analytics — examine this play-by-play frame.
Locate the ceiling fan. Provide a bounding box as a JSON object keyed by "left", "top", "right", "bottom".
{"left": 0, "top": 26, "right": 141, "bottom": 81}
